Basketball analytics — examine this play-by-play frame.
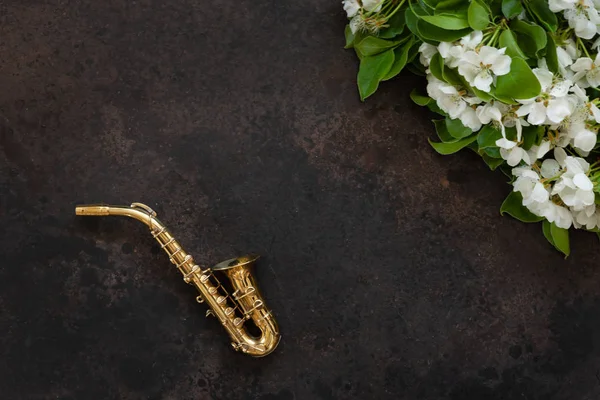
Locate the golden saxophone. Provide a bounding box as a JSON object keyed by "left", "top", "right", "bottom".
{"left": 75, "top": 202, "right": 280, "bottom": 357}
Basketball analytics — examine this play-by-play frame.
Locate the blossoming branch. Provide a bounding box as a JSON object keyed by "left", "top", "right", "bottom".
{"left": 342, "top": 0, "right": 600, "bottom": 256}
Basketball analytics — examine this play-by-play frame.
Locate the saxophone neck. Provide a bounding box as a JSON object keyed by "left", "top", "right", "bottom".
{"left": 75, "top": 204, "right": 111, "bottom": 216}
{"left": 75, "top": 203, "right": 160, "bottom": 229}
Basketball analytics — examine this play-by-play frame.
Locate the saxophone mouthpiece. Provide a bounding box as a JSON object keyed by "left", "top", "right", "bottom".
{"left": 75, "top": 204, "right": 111, "bottom": 216}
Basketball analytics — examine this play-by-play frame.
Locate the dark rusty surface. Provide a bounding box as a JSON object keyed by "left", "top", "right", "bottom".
{"left": 1, "top": 1, "right": 600, "bottom": 399}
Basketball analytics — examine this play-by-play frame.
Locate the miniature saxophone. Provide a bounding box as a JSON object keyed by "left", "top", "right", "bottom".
{"left": 75, "top": 202, "right": 280, "bottom": 357}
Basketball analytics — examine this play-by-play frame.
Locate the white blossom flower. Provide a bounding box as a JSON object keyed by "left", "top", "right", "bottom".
{"left": 563, "top": 38, "right": 580, "bottom": 60}
{"left": 460, "top": 31, "right": 483, "bottom": 48}
{"left": 552, "top": 148, "right": 595, "bottom": 210}
{"left": 571, "top": 54, "right": 600, "bottom": 88}
{"left": 511, "top": 166, "right": 573, "bottom": 228}
{"left": 555, "top": 44, "right": 576, "bottom": 79}
{"left": 426, "top": 76, "right": 482, "bottom": 122}
{"left": 573, "top": 205, "right": 600, "bottom": 229}
{"left": 528, "top": 140, "right": 553, "bottom": 163}
{"left": 561, "top": 85, "right": 600, "bottom": 151}
{"left": 534, "top": 202, "right": 574, "bottom": 228}
{"left": 458, "top": 46, "right": 512, "bottom": 92}
{"left": 343, "top": 0, "right": 360, "bottom": 18}
{"left": 549, "top": 0, "right": 576, "bottom": 12}
{"left": 437, "top": 31, "right": 483, "bottom": 68}
{"left": 516, "top": 68, "right": 573, "bottom": 125}
{"left": 476, "top": 102, "right": 503, "bottom": 128}
{"left": 557, "top": 47, "right": 574, "bottom": 69}
{"left": 362, "top": 0, "right": 382, "bottom": 12}
{"left": 569, "top": 123, "right": 597, "bottom": 152}
{"left": 513, "top": 167, "right": 545, "bottom": 200}
{"left": 419, "top": 43, "right": 437, "bottom": 67}
{"left": 437, "top": 42, "right": 464, "bottom": 68}
{"left": 459, "top": 106, "right": 482, "bottom": 131}
{"left": 477, "top": 102, "right": 529, "bottom": 140}
{"left": 541, "top": 158, "right": 561, "bottom": 178}
{"left": 563, "top": 0, "right": 600, "bottom": 40}
{"left": 349, "top": 15, "right": 361, "bottom": 34}
{"left": 496, "top": 138, "right": 531, "bottom": 166}
{"left": 570, "top": 84, "right": 600, "bottom": 122}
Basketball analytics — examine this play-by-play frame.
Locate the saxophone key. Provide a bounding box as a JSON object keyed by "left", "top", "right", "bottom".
{"left": 183, "top": 265, "right": 201, "bottom": 283}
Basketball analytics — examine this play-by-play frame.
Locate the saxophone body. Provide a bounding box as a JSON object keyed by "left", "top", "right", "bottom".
{"left": 75, "top": 202, "right": 280, "bottom": 357}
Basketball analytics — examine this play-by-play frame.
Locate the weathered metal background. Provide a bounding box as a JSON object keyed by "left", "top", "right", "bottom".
{"left": 1, "top": 1, "right": 600, "bottom": 399}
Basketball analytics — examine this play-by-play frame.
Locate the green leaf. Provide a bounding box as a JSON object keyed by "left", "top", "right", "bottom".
{"left": 405, "top": 6, "right": 422, "bottom": 38}
{"left": 467, "top": 0, "right": 490, "bottom": 30}
{"left": 410, "top": 88, "right": 432, "bottom": 106}
{"left": 407, "top": 60, "right": 427, "bottom": 76}
{"left": 545, "top": 33, "right": 559, "bottom": 74}
{"left": 495, "top": 57, "right": 541, "bottom": 100}
{"left": 502, "top": 0, "right": 523, "bottom": 19}
{"left": 510, "top": 20, "right": 547, "bottom": 59}
{"left": 521, "top": 125, "right": 544, "bottom": 150}
{"left": 383, "top": 38, "right": 414, "bottom": 81}
{"left": 433, "top": 119, "right": 457, "bottom": 142}
{"left": 477, "top": 125, "right": 502, "bottom": 151}
{"left": 428, "top": 134, "right": 477, "bottom": 154}
{"left": 528, "top": 0, "right": 558, "bottom": 32}
{"left": 446, "top": 118, "right": 472, "bottom": 139}
{"left": 550, "top": 223, "right": 570, "bottom": 257}
{"left": 405, "top": 3, "right": 439, "bottom": 45}
{"left": 379, "top": 10, "right": 406, "bottom": 39}
{"left": 355, "top": 36, "right": 402, "bottom": 56}
{"left": 406, "top": 40, "right": 421, "bottom": 63}
{"left": 490, "top": 88, "right": 519, "bottom": 105}
{"left": 435, "top": 0, "right": 465, "bottom": 14}
{"left": 421, "top": 0, "right": 439, "bottom": 11}
{"left": 484, "top": 146, "right": 501, "bottom": 158}
{"left": 344, "top": 25, "right": 355, "bottom": 49}
{"left": 542, "top": 220, "right": 555, "bottom": 246}
{"left": 481, "top": 153, "right": 505, "bottom": 170}
{"left": 500, "top": 191, "right": 544, "bottom": 223}
{"left": 435, "top": 0, "right": 464, "bottom": 13}
{"left": 442, "top": 65, "right": 463, "bottom": 86}
{"left": 471, "top": 85, "right": 494, "bottom": 102}
{"left": 499, "top": 29, "right": 527, "bottom": 59}
{"left": 357, "top": 50, "right": 395, "bottom": 101}
{"left": 417, "top": 19, "right": 472, "bottom": 42}
{"left": 429, "top": 53, "right": 445, "bottom": 81}
{"left": 427, "top": 100, "right": 446, "bottom": 116}
{"left": 421, "top": 13, "right": 470, "bottom": 30}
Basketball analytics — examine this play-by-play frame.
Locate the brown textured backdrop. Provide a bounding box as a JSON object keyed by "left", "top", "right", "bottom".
{"left": 1, "top": 1, "right": 600, "bottom": 399}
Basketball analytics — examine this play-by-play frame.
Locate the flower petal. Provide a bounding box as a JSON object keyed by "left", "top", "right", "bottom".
{"left": 547, "top": 98, "right": 572, "bottom": 123}
{"left": 490, "top": 55, "right": 511, "bottom": 76}
{"left": 554, "top": 147, "right": 568, "bottom": 166}
{"left": 473, "top": 70, "right": 493, "bottom": 92}
{"left": 571, "top": 57, "right": 593, "bottom": 72}
{"left": 533, "top": 68, "right": 553, "bottom": 91}
{"left": 531, "top": 182, "right": 549, "bottom": 203}
{"left": 573, "top": 129, "right": 597, "bottom": 152}
{"left": 541, "top": 159, "right": 561, "bottom": 178}
{"left": 527, "top": 102, "right": 548, "bottom": 125}
{"left": 496, "top": 138, "right": 517, "bottom": 149}
{"left": 549, "top": 79, "right": 572, "bottom": 97}
{"left": 574, "top": 173, "right": 594, "bottom": 190}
